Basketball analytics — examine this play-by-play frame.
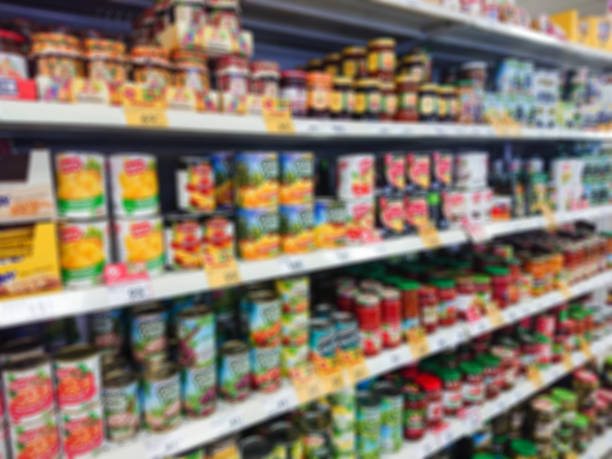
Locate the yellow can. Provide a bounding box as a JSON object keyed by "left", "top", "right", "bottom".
{"left": 114, "top": 216, "right": 164, "bottom": 276}
{"left": 59, "top": 220, "right": 109, "bottom": 287}
{"left": 55, "top": 152, "right": 106, "bottom": 218}
{"left": 110, "top": 154, "right": 159, "bottom": 217}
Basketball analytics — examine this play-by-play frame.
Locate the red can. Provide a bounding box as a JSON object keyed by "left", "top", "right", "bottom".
{"left": 419, "top": 286, "right": 438, "bottom": 333}
{"left": 535, "top": 314, "right": 556, "bottom": 338}
{"left": 355, "top": 293, "right": 381, "bottom": 356}
{"left": 380, "top": 287, "right": 402, "bottom": 348}
{"left": 486, "top": 266, "right": 511, "bottom": 309}
{"left": 415, "top": 373, "right": 443, "bottom": 428}
{"left": 337, "top": 285, "right": 358, "bottom": 313}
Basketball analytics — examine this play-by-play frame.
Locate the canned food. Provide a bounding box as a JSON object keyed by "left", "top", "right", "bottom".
{"left": 281, "top": 344, "right": 309, "bottom": 377}
{"left": 177, "top": 305, "right": 215, "bottom": 367}
{"left": 247, "top": 290, "right": 281, "bottom": 346}
{"left": 60, "top": 401, "right": 105, "bottom": 457}
{"left": 219, "top": 340, "right": 250, "bottom": 401}
{"left": 109, "top": 154, "right": 159, "bottom": 217}
{"left": 345, "top": 198, "right": 375, "bottom": 244}
{"left": 337, "top": 155, "right": 375, "bottom": 199}
{"left": 374, "top": 382, "right": 403, "bottom": 453}
{"left": 332, "top": 311, "right": 360, "bottom": 355}
{"left": 131, "top": 305, "right": 168, "bottom": 366}
{"left": 115, "top": 216, "right": 164, "bottom": 276}
{"left": 357, "top": 392, "right": 381, "bottom": 458}
{"left": 203, "top": 216, "right": 235, "bottom": 264}
{"left": 237, "top": 207, "right": 280, "bottom": 260}
{"left": 269, "top": 420, "right": 303, "bottom": 459}
{"left": 54, "top": 344, "right": 102, "bottom": 409}
{"left": 240, "top": 435, "right": 273, "bottom": 459}
{"left": 181, "top": 363, "right": 216, "bottom": 418}
{"left": 282, "top": 311, "right": 309, "bottom": 346}
{"left": 211, "top": 152, "right": 233, "bottom": 209}
{"left": 0, "top": 337, "right": 44, "bottom": 365}
{"left": 300, "top": 403, "right": 332, "bottom": 458}
{"left": 3, "top": 355, "right": 54, "bottom": 424}
{"left": 165, "top": 214, "right": 204, "bottom": 270}
{"left": 234, "top": 152, "right": 279, "bottom": 208}
{"left": 275, "top": 276, "right": 309, "bottom": 314}
{"left": 314, "top": 198, "right": 347, "bottom": 248}
{"left": 207, "top": 436, "right": 240, "bottom": 459}
{"left": 9, "top": 412, "right": 60, "bottom": 459}
{"left": 280, "top": 204, "right": 315, "bottom": 254}
{"left": 59, "top": 220, "right": 110, "bottom": 287}
{"left": 142, "top": 362, "right": 181, "bottom": 432}
{"left": 88, "top": 309, "right": 124, "bottom": 357}
{"left": 103, "top": 370, "right": 140, "bottom": 442}
{"left": 309, "top": 318, "right": 336, "bottom": 369}
{"left": 280, "top": 152, "right": 314, "bottom": 205}
{"left": 176, "top": 157, "right": 215, "bottom": 213}
{"left": 56, "top": 152, "right": 106, "bottom": 218}
{"left": 250, "top": 345, "right": 281, "bottom": 392}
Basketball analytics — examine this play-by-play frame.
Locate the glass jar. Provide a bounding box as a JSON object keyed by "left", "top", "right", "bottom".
{"left": 438, "top": 368, "right": 462, "bottom": 417}
{"left": 341, "top": 46, "right": 366, "bottom": 79}
{"left": 460, "top": 61, "right": 487, "bottom": 89}
{"left": 353, "top": 78, "right": 382, "bottom": 120}
{"left": 419, "top": 286, "right": 438, "bottom": 333}
{"left": 0, "top": 28, "right": 27, "bottom": 79}
{"left": 355, "top": 293, "right": 381, "bottom": 356}
{"left": 216, "top": 55, "right": 249, "bottom": 113}
{"left": 403, "top": 382, "right": 426, "bottom": 441}
{"left": 131, "top": 44, "right": 170, "bottom": 88}
{"left": 171, "top": 48, "right": 209, "bottom": 93}
{"left": 415, "top": 374, "right": 443, "bottom": 428}
{"left": 393, "top": 279, "right": 420, "bottom": 336}
{"left": 531, "top": 396, "right": 558, "bottom": 442}
{"left": 477, "top": 354, "right": 502, "bottom": 399}
{"left": 306, "top": 71, "right": 332, "bottom": 118}
{"left": 485, "top": 266, "right": 511, "bottom": 309}
{"left": 437, "top": 85, "right": 456, "bottom": 122}
{"left": 337, "top": 284, "right": 357, "bottom": 314}
{"left": 398, "top": 52, "right": 430, "bottom": 84}
{"left": 491, "top": 341, "right": 518, "bottom": 391}
{"left": 457, "top": 79, "right": 475, "bottom": 124}
{"left": 330, "top": 76, "right": 353, "bottom": 119}
{"left": 418, "top": 83, "right": 438, "bottom": 121}
{"left": 460, "top": 361, "right": 484, "bottom": 406}
{"left": 474, "top": 275, "right": 491, "bottom": 316}
{"left": 208, "top": 0, "right": 240, "bottom": 35}
{"left": 525, "top": 255, "right": 548, "bottom": 296}
{"left": 280, "top": 70, "right": 307, "bottom": 117}
{"left": 380, "top": 82, "right": 396, "bottom": 121}
{"left": 380, "top": 287, "right": 402, "bottom": 349}
{"left": 84, "top": 33, "right": 127, "bottom": 83}
{"left": 323, "top": 52, "right": 341, "bottom": 76}
{"left": 535, "top": 333, "right": 552, "bottom": 367}
{"left": 395, "top": 75, "right": 418, "bottom": 122}
{"left": 432, "top": 279, "right": 457, "bottom": 327}
{"left": 456, "top": 275, "right": 476, "bottom": 320}
{"left": 250, "top": 60, "right": 280, "bottom": 99}
{"left": 510, "top": 438, "right": 538, "bottom": 459}
{"left": 367, "top": 37, "right": 396, "bottom": 82}
{"left": 31, "top": 29, "right": 84, "bottom": 80}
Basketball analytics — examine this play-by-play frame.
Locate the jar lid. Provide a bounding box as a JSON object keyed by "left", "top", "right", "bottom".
{"left": 368, "top": 37, "right": 396, "bottom": 48}
{"left": 216, "top": 55, "right": 248, "bottom": 71}
{"left": 394, "top": 74, "right": 419, "bottom": 85}
{"left": 131, "top": 45, "right": 169, "bottom": 65}
{"left": 431, "top": 278, "right": 456, "bottom": 289}
{"left": 456, "top": 79, "right": 474, "bottom": 87}
{"left": 172, "top": 49, "right": 208, "bottom": 69}
{"left": 380, "top": 82, "right": 395, "bottom": 91}
{"left": 0, "top": 29, "right": 26, "bottom": 44}
{"left": 477, "top": 353, "right": 500, "bottom": 368}
{"left": 401, "top": 53, "right": 428, "bottom": 64}
{"left": 418, "top": 285, "right": 436, "bottom": 297}
{"left": 324, "top": 52, "right": 341, "bottom": 62}
{"left": 332, "top": 76, "right": 352, "bottom": 85}
{"left": 419, "top": 83, "right": 437, "bottom": 91}
{"left": 307, "top": 58, "right": 322, "bottom": 68}
{"left": 574, "top": 368, "right": 598, "bottom": 384}
{"left": 437, "top": 85, "right": 455, "bottom": 94}
{"left": 281, "top": 69, "right": 306, "bottom": 80}
{"left": 437, "top": 367, "right": 460, "bottom": 382}
{"left": 393, "top": 278, "right": 420, "bottom": 291}
{"left": 473, "top": 274, "right": 491, "bottom": 285}
{"left": 250, "top": 60, "right": 280, "bottom": 75}
{"left": 380, "top": 287, "right": 400, "bottom": 300}
{"left": 551, "top": 388, "right": 575, "bottom": 405}
{"left": 342, "top": 46, "right": 366, "bottom": 56}
{"left": 510, "top": 439, "right": 537, "bottom": 456}
{"left": 459, "top": 361, "right": 482, "bottom": 375}
{"left": 573, "top": 412, "right": 589, "bottom": 428}
{"left": 531, "top": 395, "right": 558, "bottom": 414}
{"left": 414, "top": 373, "right": 442, "bottom": 392}
{"left": 307, "top": 71, "right": 332, "bottom": 86}
{"left": 356, "top": 78, "right": 380, "bottom": 88}
{"left": 484, "top": 265, "right": 509, "bottom": 276}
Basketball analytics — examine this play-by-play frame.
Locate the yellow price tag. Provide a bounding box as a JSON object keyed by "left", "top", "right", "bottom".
{"left": 124, "top": 107, "right": 168, "bottom": 128}
{"left": 345, "top": 361, "right": 370, "bottom": 384}
{"left": 562, "top": 352, "right": 574, "bottom": 371}
{"left": 321, "top": 368, "right": 349, "bottom": 394}
{"left": 262, "top": 98, "right": 295, "bottom": 134}
{"left": 526, "top": 365, "right": 544, "bottom": 388}
{"left": 292, "top": 373, "right": 323, "bottom": 404}
{"left": 417, "top": 221, "right": 441, "bottom": 249}
{"left": 485, "top": 301, "right": 505, "bottom": 328}
{"left": 557, "top": 280, "right": 573, "bottom": 300}
{"left": 407, "top": 327, "right": 430, "bottom": 359}
{"left": 579, "top": 338, "right": 594, "bottom": 360}
{"left": 565, "top": 453, "right": 578, "bottom": 459}
{"left": 204, "top": 259, "right": 242, "bottom": 289}
{"left": 539, "top": 202, "right": 556, "bottom": 231}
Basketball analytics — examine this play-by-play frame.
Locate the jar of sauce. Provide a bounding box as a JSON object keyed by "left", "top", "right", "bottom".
{"left": 0, "top": 28, "right": 27, "bottom": 79}
{"left": 171, "top": 49, "right": 209, "bottom": 93}
{"left": 456, "top": 275, "right": 476, "bottom": 320}
{"left": 354, "top": 78, "right": 381, "bottom": 120}
{"left": 437, "top": 85, "right": 456, "bottom": 122}
{"left": 280, "top": 70, "right": 307, "bottom": 117}
{"left": 208, "top": 0, "right": 240, "bottom": 35}
{"left": 355, "top": 292, "right": 381, "bottom": 356}
{"left": 380, "top": 82, "right": 397, "bottom": 121}
{"left": 460, "top": 361, "right": 484, "bottom": 406}
{"left": 367, "top": 37, "right": 396, "bottom": 82}
{"left": 216, "top": 55, "right": 249, "bottom": 113}
{"left": 306, "top": 71, "right": 331, "bottom": 117}
{"left": 330, "top": 76, "right": 353, "bottom": 119}
{"left": 486, "top": 266, "right": 511, "bottom": 309}
{"left": 337, "top": 285, "right": 357, "bottom": 314}
{"left": 398, "top": 52, "right": 430, "bottom": 84}
{"left": 457, "top": 79, "right": 475, "bottom": 124}
{"left": 474, "top": 274, "right": 491, "bottom": 316}
{"left": 32, "top": 29, "right": 84, "bottom": 80}
{"left": 432, "top": 279, "right": 457, "bottom": 327}
{"left": 438, "top": 368, "right": 462, "bottom": 416}
{"left": 403, "top": 382, "right": 426, "bottom": 440}
{"left": 393, "top": 279, "right": 420, "bottom": 336}
{"left": 341, "top": 46, "right": 366, "bottom": 79}
{"left": 84, "top": 34, "right": 127, "bottom": 95}
{"left": 477, "top": 354, "right": 502, "bottom": 399}
{"left": 131, "top": 44, "right": 170, "bottom": 88}
{"left": 395, "top": 75, "right": 418, "bottom": 122}
{"left": 419, "top": 286, "right": 438, "bottom": 333}
{"left": 381, "top": 287, "right": 402, "bottom": 348}
{"left": 323, "top": 52, "right": 341, "bottom": 76}
{"left": 418, "top": 84, "right": 438, "bottom": 121}
{"left": 250, "top": 60, "right": 280, "bottom": 99}
{"left": 415, "top": 373, "right": 443, "bottom": 428}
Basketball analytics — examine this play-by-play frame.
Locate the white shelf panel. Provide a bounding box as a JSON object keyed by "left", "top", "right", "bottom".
{"left": 581, "top": 429, "right": 612, "bottom": 459}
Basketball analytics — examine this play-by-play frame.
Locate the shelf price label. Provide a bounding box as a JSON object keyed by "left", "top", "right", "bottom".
{"left": 557, "top": 280, "right": 573, "bottom": 300}
{"left": 562, "top": 352, "right": 574, "bottom": 371}
{"left": 341, "top": 351, "right": 370, "bottom": 384}
{"left": 407, "top": 327, "right": 430, "bottom": 359}
{"left": 417, "top": 220, "right": 441, "bottom": 248}
{"left": 460, "top": 217, "right": 489, "bottom": 243}
{"left": 539, "top": 202, "right": 557, "bottom": 231}
{"left": 262, "top": 98, "right": 295, "bottom": 134}
{"left": 526, "top": 365, "right": 544, "bottom": 389}
{"left": 122, "top": 83, "right": 168, "bottom": 128}
{"left": 124, "top": 107, "right": 168, "bottom": 128}
{"left": 203, "top": 246, "right": 242, "bottom": 289}
{"left": 292, "top": 366, "right": 324, "bottom": 404}
{"left": 579, "top": 338, "right": 594, "bottom": 360}
{"left": 485, "top": 301, "right": 505, "bottom": 328}
{"left": 321, "top": 367, "right": 349, "bottom": 394}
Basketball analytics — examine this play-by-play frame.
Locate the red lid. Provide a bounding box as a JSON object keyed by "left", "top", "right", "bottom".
{"left": 0, "top": 29, "right": 25, "bottom": 44}
{"left": 414, "top": 373, "right": 442, "bottom": 392}
{"left": 574, "top": 368, "right": 598, "bottom": 384}
{"left": 281, "top": 69, "right": 306, "bottom": 80}
{"left": 216, "top": 55, "right": 248, "bottom": 71}
{"left": 250, "top": 60, "right": 280, "bottom": 75}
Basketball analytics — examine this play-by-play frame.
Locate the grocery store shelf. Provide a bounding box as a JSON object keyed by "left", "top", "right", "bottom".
{"left": 581, "top": 429, "right": 612, "bottom": 459}
{"left": 1, "top": 101, "right": 611, "bottom": 141}
{"left": 2, "top": 206, "right": 612, "bottom": 328}
{"left": 95, "top": 272, "right": 612, "bottom": 458}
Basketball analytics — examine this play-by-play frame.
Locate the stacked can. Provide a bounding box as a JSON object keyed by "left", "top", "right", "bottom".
{"left": 54, "top": 344, "right": 105, "bottom": 458}
{"left": 235, "top": 152, "right": 281, "bottom": 260}
{"left": 374, "top": 381, "right": 404, "bottom": 453}
{"left": 103, "top": 368, "right": 140, "bottom": 443}
{"left": 276, "top": 277, "right": 310, "bottom": 377}
{"left": 279, "top": 152, "right": 316, "bottom": 254}
{"left": 88, "top": 308, "right": 125, "bottom": 366}
{"left": 328, "top": 387, "right": 356, "bottom": 457}
{"left": 356, "top": 391, "right": 382, "bottom": 459}
{"left": 3, "top": 354, "right": 61, "bottom": 459}
{"left": 247, "top": 289, "right": 282, "bottom": 392}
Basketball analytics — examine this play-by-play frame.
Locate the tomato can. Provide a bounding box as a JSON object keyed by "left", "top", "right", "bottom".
{"left": 9, "top": 412, "right": 61, "bottom": 459}
{"left": 275, "top": 276, "right": 309, "bottom": 314}
{"left": 60, "top": 401, "right": 105, "bottom": 458}
{"left": 211, "top": 152, "right": 233, "bottom": 209}
{"left": 314, "top": 198, "right": 347, "bottom": 249}
{"left": 165, "top": 214, "right": 204, "bottom": 270}
{"left": 337, "top": 154, "right": 375, "bottom": 200}
{"left": 131, "top": 304, "right": 168, "bottom": 366}
{"left": 280, "top": 152, "right": 314, "bottom": 205}
{"left": 142, "top": 362, "right": 181, "bottom": 432}
{"left": 176, "top": 156, "right": 215, "bottom": 213}
{"left": 59, "top": 220, "right": 110, "bottom": 287}
{"left": 55, "top": 152, "right": 107, "bottom": 218}
{"left": 280, "top": 204, "right": 315, "bottom": 254}
{"left": 54, "top": 344, "right": 102, "bottom": 410}
{"left": 3, "top": 355, "right": 55, "bottom": 424}
{"left": 114, "top": 216, "right": 165, "bottom": 276}
{"left": 181, "top": 362, "right": 216, "bottom": 418}
{"left": 355, "top": 293, "right": 382, "bottom": 356}
{"left": 309, "top": 318, "right": 336, "bottom": 369}
{"left": 247, "top": 290, "right": 281, "bottom": 347}
{"left": 234, "top": 152, "right": 279, "bottom": 208}
{"left": 236, "top": 207, "right": 280, "bottom": 260}
{"left": 177, "top": 304, "right": 215, "bottom": 367}
{"left": 250, "top": 345, "right": 281, "bottom": 392}
{"left": 103, "top": 370, "right": 140, "bottom": 442}
{"left": 219, "top": 340, "right": 251, "bottom": 401}
{"left": 0, "top": 337, "right": 44, "bottom": 365}
{"left": 109, "top": 154, "right": 159, "bottom": 217}
{"left": 88, "top": 309, "right": 124, "bottom": 359}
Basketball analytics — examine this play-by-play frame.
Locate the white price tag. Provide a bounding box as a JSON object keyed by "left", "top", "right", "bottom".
{"left": 226, "top": 414, "right": 243, "bottom": 431}
{"left": 307, "top": 124, "right": 319, "bottom": 133}
{"left": 331, "top": 123, "right": 347, "bottom": 134}
{"left": 436, "top": 335, "right": 448, "bottom": 349}
{"left": 421, "top": 438, "right": 435, "bottom": 457}
{"left": 335, "top": 250, "right": 351, "bottom": 263}
{"left": 388, "top": 349, "right": 403, "bottom": 367}
{"left": 267, "top": 393, "right": 293, "bottom": 416}
{"left": 469, "top": 320, "right": 488, "bottom": 336}
{"left": 378, "top": 125, "right": 392, "bottom": 135}
{"left": 505, "top": 308, "right": 518, "bottom": 322}
{"left": 19, "top": 296, "right": 56, "bottom": 323}
{"left": 455, "top": 326, "right": 470, "bottom": 344}
{"left": 284, "top": 257, "right": 305, "bottom": 273}
{"left": 107, "top": 281, "right": 153, "bottom": 305}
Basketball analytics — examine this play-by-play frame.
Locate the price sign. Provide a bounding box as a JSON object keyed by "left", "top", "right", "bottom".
{"left": 407, "top": 327, "right": 430, "bottom": 359}
{"left": 526, "top": 365, "right": 544, "bottom": 389}
{"left": 266, "top": 392, "right": 293, "bottom": 416}
{"left": 417, "top": 221, "right": 441, "bottom": 248}
{"left": 226, "top": 413, "right": 243, "bottom": 430}
{"left": 562, "top": 352, "right": 574, "bottom": 371}
{"left": 579, "top": 338, "right": 594, "bottom": 360}
{"left": 293, "top": 373, "right": 323, "bottom": 404}
{"left": 346, "top": 361, "right": 370, "bottom": 384}
{"left": 461, "top": 217, "right": 489, "bottom": 243}
{"left": 321, "top": 368, "right": 349, "bottom": 394}
{"left": 558, "top": 280, "right": 573, "bottom": 300}
{"left": 485, "top": 301, "right": 505, "bottom": 328}
{"left": 284, "top": 257, "right": 305, "bottom": 273}
{"left": 205, "top": 259, "right": 242, "bottom": 289}
{"left": 262, "top": 98, "right": 295, "bottom": 134}
{"left": 124, "top": 107, "right": 168, "bottom": 128}
{"left": 108, "top": 281, "right": 153, "bottom": 305}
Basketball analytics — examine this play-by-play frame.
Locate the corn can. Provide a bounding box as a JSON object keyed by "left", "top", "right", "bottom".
{"left": 109, "top": 154, "right": 159, "bottom": 217}
{"left": 236, "top": 207, "right": 280, "bottom": 260}
{"left": 59, "top": 220, "right": 110, "bottom": 287}
{"left": 55, "top": 152, "right": 106, "bottom": 218}
{"left": 280, "top": 204, "right": 315, "bottom": 254}
{"left": 234, "top": 152, "right": 279, "bottom": 208}
{"left": 280, "top": 152, "right": 314, "bottom": 205}
{"left": 114, "top": 216, "right": 165, "bottom": 276}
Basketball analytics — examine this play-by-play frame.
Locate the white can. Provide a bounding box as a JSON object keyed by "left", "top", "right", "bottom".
{"left": 59, "top": 220, "right": 110, "bottom": 287}
{"left": 55, "top": 152, "right": 107, "bottom": 218}
{"left": 114, "top": 216, "right": 165, "bottom": 277}
{"left": 336, "top": 154, "right": 375, "bottom": 200}
{"left": 109, "top": 154, "right": 159, "bottom": 217}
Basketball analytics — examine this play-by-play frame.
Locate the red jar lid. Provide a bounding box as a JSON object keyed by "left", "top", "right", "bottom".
{"left": 216, "top": 55, "right": 248, "bottom": 71}
{"left": 574, "top": 368, "right": 598, "bottom": 384}
{"left": 414, "top": 373, "right": 442, "bottom": 392}
{"left": 0, "top": 29, "right": 25, "bottom": 44}
{"left": 250, "top": 60, "right": 280, "bottom": 76}
{"left": 281, "top": 69, "right": 306, "bottom": 80}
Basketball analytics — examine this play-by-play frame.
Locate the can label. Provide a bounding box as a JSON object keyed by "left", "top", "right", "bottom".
{"left": 357, "top": 405, "right": 380, "bottom": 456}
{"left": 272, "top": 440, "right": 303, "bottom": 459}
{"left": 59, "top": 221, "right": 109, "bottom": 287}
{"left": 110, "top": 154, "right": 159, "bottom": 217}
{"left": 115, "top": 217, "right": 164, "bottom": 276}
{"left": 250, "top": 345, "right": 281, "bottom": 392}
{"left": 280, "top": 152, "right": 314, "bottom": 205}
{"left": 237, "top": 207, "right": 280, "bottom": 260}
{"left": 61, "top": 403, "right": 105, "bottom": 458}
{"left": 4, "top": 362, "right": 54, "bottom": 423}
{"left": 165, "top": 219, "right": 204, "bottom": 270}
{"left": 314, "top": 199, "right": 347, "bottom": 248}
{"left": 248, "top": 295, "right": 281, "bottom": 347}
{"left": 181, "top": 363, "right": 216, "bottom": 417}
{"left": 337, "top": 155, "right": 375, "bottom": 199}
{"left": 10, "top": 416, "right": 61, "bottom": 459}
{"left": 407, "top": 153, "right": 430, "bottom": 190}
{"left": 211, "top": 152, "right": 233, "bottom": 208}
{"left": 103, "top": 381, "right": 140, "bottom": 442}
{"left": 276, "top": 277, "right": 309, "bottom": 314}
{"left": 310, "top": 324, "right": 336, "bottom": 367}
{"left": 234, "top": 152, "right": 279, "bottom": 208}
{"left": 56, "top": 153, "right": 106, "bottom": 218}
{"left": 382, "top": 153, "right": 406, "bottom": 192}
{"left": 90, "top": 310, "right": 124, "bottom": 356}
{"left": 219, "top": 350, "right": 250, "bottom": 401}
{"left": 176, "top": 158, "right": 215, "bottom": 213}
{"left": 281, "top": 345, "right": 309, "bottom": 376}
{"left": 345, "top": 198, "right": 375, "bottom": 244}
{"left": 282, "top": 312, "right": 309, "bottom": 346}
{"left": 280, "top": 204, "right": 315, "bottom": 254}
{"left": 131, "top": 311, "right": 167, "bottom": 365}
{"left": 380, "top": 395, "right": 403, "bottom": 453}
{"left": 178, "top": 311, "right": 215, "bottom": 367}
{"left": 142, "top": 373, "right": 181, "bottom": 432}
{"left": 55, "top": 352, "right": 101, "bottom": 409}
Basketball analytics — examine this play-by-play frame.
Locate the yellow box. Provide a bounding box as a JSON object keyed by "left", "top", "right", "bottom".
{"left": 0, "top": 222, "right": 61, "bottom": 299}
{"left": 579, "top": 16, "right": 607, "bottom": 48}
{"left": 550, "top": 9, "right": 579, "bottom": 43}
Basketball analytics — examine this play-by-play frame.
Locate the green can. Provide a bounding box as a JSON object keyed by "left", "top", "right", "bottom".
{"left": 374, "top": 381, "right": 403, "bottom": 453}
{"left": 269, "top": 421, "right": 303, "bottom": 459}
{"left": 356, "top": 392, "right": 381, "bottom": 459}
{"left": 247, "top": 289, "right": 281, "bottom": 347}
{"left": 141, "top": 362, "right": 181, "bottom": 432}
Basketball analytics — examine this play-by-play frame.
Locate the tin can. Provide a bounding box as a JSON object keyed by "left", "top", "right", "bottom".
{"left": 332, "top": 311, "right": 360, "bottom": 355}
{"left": 211, "top": 152, "right": 233, "bottom": 209}
{"left": 344, "top": 198, "right": 375, "bottom": 244}
{"left": 250, "top": 345, "right": 281, "bottom": 392}
{"left": 237, "top": 207, "right": 280, "bottom": 260}
{"left": 176, "top": 157, "right": 215, "bottom": 213}
{"left": 374, "top": 381, "right": 403, "bottom": 453}
{"left": 9, "top": 412, "right": 61, "bottom": 459}
{"left": 282, "top": 311, "right": 309, "bottom": 346}
{"left": 177, "top": 305, "right": 215, "bottom": 367}
{"left": 280, "top": 152, "right": 314, "bottom": 205}
{"left": 109, "top": 154, "right": 159, "bottom": 217}
{"left": 165, "top": 214, "right": 204, "bottom": 270}
{"left": 379, "top": 152, "right": 405, "bottom": 193}
{"left": 234, "top": 152, "right": 279, "bottom": 208}
{"left": 131, "top": 304, "right": 168, "bottom": 366}
{"left": 280, "top": 204, "right": 315, "bottom": 254}
{"left": 55, "top": 152, "right": 107, "bottom": 218}
{"left": 247, "top": 290, "right": 281, "bottom": 347}
{"left": 114, "top": 216, "right": 165, "bottom": 276}
{"left": 337, "top": 154, "right": 375, "bottom": 200}
{"left": 329, "top": 388, "right": 356, "bottom": 457}
{"left": 203, "top": 216, "right": 235, "bottom": 264}
{"left": 181, "top": 363, "right": 216, "bottom": 418}
{"left": 103, "top": 370, "right": 140, "bottom": 442}
{"left": 219, "top": 340, "right": 250, "bottom": 401}
{"left": 314, "top": 198, "right": 347, "bottom": 249}
{"left": 88, "top": 309, "right": 124, "bottom": 358}
{"left": 142, "top": 362, "right": 181, "bottom": 432}
{"left": 60, "top": 401, "right": 105, "bottom": 457}
{"left": 54, "top": 344, "right": 102, "bottom": 410}
{"left": 357, "top": 392, "right": 381, "bottom": 458}
{"left": 3, "top": 355, "right": 55, "bottom": 424}
{"left": 281, "top": 344, "right": 309, "bottom": 377}
{"left": 300, "top": 403, "right": 332, "bottom": 458}
{"left": 0, "top": 337, "right": 44, "bottom": 365}
{"left": 355, "top": 293, "right": 382, "bottom": 356}
{"left": 269, "top": 421, "right": 303, "bottom": 459}
{"left": 309, "top": 318, "right": 336, "bottom": 369}
{"left": 275, "top": 276, "right": 309, "bottom": 314}
{"left": 59, "top": 220, "right": 110, "bottom": 287}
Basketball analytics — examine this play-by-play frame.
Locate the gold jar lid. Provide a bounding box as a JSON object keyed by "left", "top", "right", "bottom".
{"left": 356, "top": 78, "right": 381, "bottom": 89}
{"left": 342, "top": 46, "right": 366, "bottom": 57}
{"left": 368, "top": 37, "right": 396, "bottom": 48}
{"left": 419, "top": 83, "right": 437, "bottom": 91}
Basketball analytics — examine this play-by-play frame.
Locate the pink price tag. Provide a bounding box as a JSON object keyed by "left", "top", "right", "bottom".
{"left": 460, "top": 217, "right": 488, "bottom": 243}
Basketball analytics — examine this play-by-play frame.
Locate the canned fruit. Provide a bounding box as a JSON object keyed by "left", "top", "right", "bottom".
{"left": 88, "top": 310, "right": 123, "bottom": 356}
{"left": 60, "top": 402, "right": 105, "bottom": 458}
{"left": 276, "top": 277, "right": 309, "bottom": 314}
{"left": 203, "top": 217, "right": 235, "bottom": 265}
{"left": 280, "top": 152, "right": 314, "bottom": 205}
{"left": 131, "top": 307, "right": 168, "bottom": 366}
{"left": 142, "top": 365, "right": 181, "bottom": 432}
{"left": 176, "top": 157, "right": 215, "bottom": 213}
{"left": 59, "top": 221, "right": 109, "bottom": 287}
{"left": 115, "top": 217, "right": 164, "bottom": 276}
{"left": 248, "top": 291, "right": 281, "bottom": 346}
{"left": 219, "top": 341, "right": 250, "bottom": 401}
{"left": 177, "top": 306, "right": 215, "bottom": 367}
{"left": 110, "top": 154, "right": 159, "bottom": 216}
{"left": 56, "top": 152, "right": 106, "bottom": 218}
{"left": 103, "top": 372, "right": 139, "bottom": 442}
{"left": 9, "top": 415, "right": 61, "bottom": 459}
{"left": 3, "top": 356, "right": 54, "bottom": 423}
{"left": 235, "top": 152, "right": 279, "bottom": 208}
{"left": 250, "top": 345, "right": 281, "bottom": 392}
{"left": 181, "top": 363, "right": 216, "bottom": 418}
{"left": 314, "top": 199, "right": 347, "bottom": 248}
{"left": 337, "top": 155, "right": 375, "bottom": 199}
{"left": 280, "top": 204, "right": 315, "bottom": 254}
{"left": 237, "top": 208, "right": 280, "bottom": 260}
{"left": 211, "top": 152, "right": 233, "bottom": 208}
{"left": 54, "top": 345, "right": 101, "bottom": 409}
{"left": 165, "top": 216, "right": 204, "bottom": 270}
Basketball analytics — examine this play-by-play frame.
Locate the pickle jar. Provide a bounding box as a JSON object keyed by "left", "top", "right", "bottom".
{"left": 330, "top": 76, "right": 353, "bottom": 119}
{"left": 250, "top": 60, "right": 280, "bottom": 99}
{"left": 130, "top": 44, "right": 170, "bottom": 88}
{"left": 367, "top": 37, "right": 396, "bottom": 82}
{"left": 354, "top": 78, "right": 381, "bottom": 120}
{"left": 380, "top": 82, "right": 397, "bottom": 121}
{"left": 323, "top": 52, "right": 341, "bottom": 76}
{"left": 418, "top": 83, "right": 438, "bottom": 121}
{"left": 341, "top": 46, "right": 366, "bottom": 79}
{"left": 306, "top": 71, "right": 332, "bottom": 117}
{"left": 395, "top": 75, "right": 418, "bottom": 122}
{"left": 171, "top": 49, "right": 209, "bottom": 93}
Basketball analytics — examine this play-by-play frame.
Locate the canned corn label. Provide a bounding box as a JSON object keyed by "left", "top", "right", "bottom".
{"left": 237, "top": 208, "right": 280, "bottom": 260}
{"left": 4, "top": 361, "right": 54, "bottom": 423}
{"left": 142, "top": 373, "right": 181, "bottom": 432}
{"left": 10, "top": 416, "right": 61, "bottom": 459}
{"left": 61, "top": 403, "right": 105, "bottom": 457}
{"left": 110, "top": 154, "right": 159, "bottom": 217}
{"left": 103, "top": 381, "right": 140, "bottom": 442}
{"left": 59, "top": 221, "right": 109, "bottom": 287}
{"left": 56, "top": 153, "right": 106, "bottom": 218}
{"left": 181, "top": 363, "right": 216, "bottom": 417}
{"left": 178, "top": 311, "right": 215, "bottom": 367}
{"left": 55, "top": 352, "right": 102, "bottom": 409}
{"left": 115, "top": 217, "right": 164, "bottom": 276}
{"left": 131, "top": 311, "right": 167, "bottom": 365}
{"left": 235, "top": 152, "right": 279, "bottom": 208}
{"left": 280, "top": 152, "right": 314, "bottom": 205}
{"left": 280, "top": 204, "right": 315, "bottom": 254}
